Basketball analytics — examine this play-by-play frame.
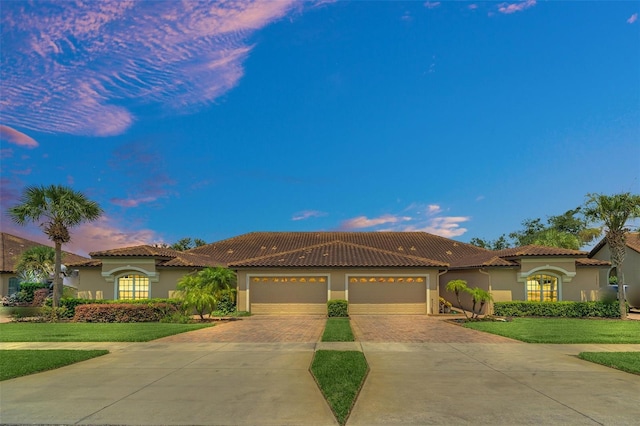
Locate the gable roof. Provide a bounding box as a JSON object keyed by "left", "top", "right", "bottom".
{"left": 588, "top": 232, "right": 640, "bottom": 257}
{"left": 89, "top": 245, "right": 179, "bottom": 258}
{"left": 228, "top": 240, "right": 448, "bottom": 268}
{"left": 0, "top": 232, "right": 89, "bottom": 273}
{"left": 188, "top": 232, "right": 486, "bottom": 267}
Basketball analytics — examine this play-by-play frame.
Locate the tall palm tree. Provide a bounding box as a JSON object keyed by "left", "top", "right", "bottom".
{"left": 15, "top": 245, "right": 56, "bottom": 283}
{"left": 8, "top": 185, "right": 103, "bottom": 307}
{"left": 584, "top": 192, "right": 640, "bottom": 319}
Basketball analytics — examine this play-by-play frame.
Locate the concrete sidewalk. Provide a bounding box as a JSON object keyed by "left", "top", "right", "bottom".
{"left": 0, "top": 342, "right": 338, "bottom": 425}
{"left": 348, "top": 342, "right": 640, "bottom": 425}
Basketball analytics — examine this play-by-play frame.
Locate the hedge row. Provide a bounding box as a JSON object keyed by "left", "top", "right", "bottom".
{"left": 494, "top": 301, "right": 620, "bottom": 318}
{"left": 327, "top": 299, "right": 348, "bottom": 317}
{"left": 48, "top": 298, "right": 183, "bottom": 318}
{"left": 73, "top": 303, "right": 179, "bottom": 323}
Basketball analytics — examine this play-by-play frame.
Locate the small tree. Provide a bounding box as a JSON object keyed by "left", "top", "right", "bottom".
{"left": 584, "top": 192, "right": 640, "bottom": 319}
{"left": 468, "top": 287, "right": 493, "bottom": 319}
{"left": 445, "top": 279, "right": 470, "bottom": 320}
{"left": 15, "top": 246, "right": 55, "bottom": 283}
{"left": 176, "top": 267, "right": 237, "bottom": 319}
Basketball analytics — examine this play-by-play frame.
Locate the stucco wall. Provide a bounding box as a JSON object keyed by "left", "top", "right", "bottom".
{"left": 592, "top": 244, "right": 640, "bottom": 306}
{"left": 236, "top": 268, "right": 441, "bottom": 314}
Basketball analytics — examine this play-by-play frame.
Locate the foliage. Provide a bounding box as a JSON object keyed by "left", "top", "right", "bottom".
{"left": 73, "top": 303, "right": 179, "bottom": 323}
{"left": 438, "top": 297, "right": 452, "bottom": 313}
{"left": 445, "top": 279, "right": 471, "bottom": 320}
{"left": 311, "top": 350, "right": 368, "bottom": 425}
{"left": 493, "top": 301, "right": 620, "bottom": 318}
{"left": 43, "top": 297, "right": 182, "bottom": 319}
{"left": 584, "top": 192, "right": 640, "bottom": 319}
{"left": 463, "top": 318, "right": 640, "bottom": 343}
{"left": 468, "top": 287, "right": 493, "bottom": 319}
{"left": 15, "top": 245, "right": 55, "bottom": 283}
{"left": 470, "top": 207, "right": 600, "bottom": 250}
{"left": 215, "top": 292, "right": 237, "bottom": 315}
{"left": 579, "top": 352, "right": 640, "bottom": 376}
{"left": 327, "top": 299, "right": 349, "bottom": 317}
{"left": 15, "top": 282, "right": 49, "bottom": 304}
{"left": 0, "top": 322, "right": 212, "bottom": 342}
{"left": 8, "top": 184, "right": 103, "bottom": 308}
{"left": 322, "top": 318, "right": 355, "bottom": 342}
{"left": 170, "top": 237, "right": 207, "bottom": 251}
{"left": 31, "top": 288, "right": 50, "bottom": 307}
{"left": 0, "top": 350, "right": 109, "bottom": 381}
{"left": 176, "top": 267, "right": 237, "bottom": 319}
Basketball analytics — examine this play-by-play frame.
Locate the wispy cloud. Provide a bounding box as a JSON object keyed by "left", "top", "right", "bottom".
{"left": 468, "top": 4, "right": 479, "bottom": 10}
{"left": 424, "top": 2, "right": 441, "bottom": 9}
{"left": 628, "top": 13, "right": 638, "bottom": 24}
{"left": 497, "top": 0, "right": 536, "bottom": 15}
{"left": 1, "top": 149, "right": 13, "bottom": 159}
{"left": 1, "top": 1, "right": 304, "bottom": 137}
{"left": 340, "top": 203, "right": 470, "bottom": 238}
{"left": 292, "top": 210, "right": 328, "bottom": 221}
{"left": 341, "top": 214, "right": 412, "bottom": 230}
{"left": 67, "top": 216, "right": 161, "bottom": 255}
{"left": 108, "top": 141, "right": 175, "bottom": 208}
{"left": 0, "top": 125, "right": 39, "bottom": 148}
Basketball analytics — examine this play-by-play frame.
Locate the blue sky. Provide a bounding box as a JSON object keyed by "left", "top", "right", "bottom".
{"left": 1, "top": 0, "right": 638, "bottom": 255}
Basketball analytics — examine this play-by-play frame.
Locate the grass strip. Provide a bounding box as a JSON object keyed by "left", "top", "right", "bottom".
{"left": 578, "top": 352, "right": 640, "bottom": 375}
{"left": 463, "top": 318, "right": 640, "bottom": 343}
{"left": 322, "top": 318, "right": 355, "bottom": 342}
{"left": 0, "top": 350, "right": 108, "bottom": 381}
{"left": 0, "top": 323, "right": 212, "bottom": 342}
{"left": 311, "top": 350, "right": 368, "bottom": 425}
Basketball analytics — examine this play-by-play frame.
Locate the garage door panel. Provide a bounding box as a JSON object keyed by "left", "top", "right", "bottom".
{"left": 349, "top": 303, "right": 425, "bottom": 314}
{"left": 349, "top": 282, "right": 426, "bottom": 303}
{"left": 251, "top": 282, "right": 327, "bottom": 304}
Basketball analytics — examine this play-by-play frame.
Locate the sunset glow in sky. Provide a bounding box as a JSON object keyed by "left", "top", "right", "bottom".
{"left": 1, "top": 1, "right": 638, "bottom": 255}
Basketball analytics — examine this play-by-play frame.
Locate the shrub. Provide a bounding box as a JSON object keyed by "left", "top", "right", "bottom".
{"left": 31, "top": 288, "right": 50, "bottom": 307}
{"left": 216, "top": 292, "right": 237, "bottom": 315}
{"left": 73, "top": 303, "right": 179, "bottom": 323}
{"left": 494, "top": 301, "right": 620, "bottom": 318}
{"left": 327, "top": 299, "right": 348, "bottom": 317}
{"left": 16, "top": 282, "right": 49, "bottom": 304}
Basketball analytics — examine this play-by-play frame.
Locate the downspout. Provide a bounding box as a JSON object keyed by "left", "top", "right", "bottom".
{"left": 479, "top": 268, "right": 493, "bottom": 315}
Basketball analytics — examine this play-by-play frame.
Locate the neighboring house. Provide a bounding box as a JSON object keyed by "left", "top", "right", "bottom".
{"left": 66, "top": 231, "right": 610, "bottom": 314}
{"left": 0, "top": 232, "right": 89, "bottom": 296}
{"left": 589, "top": 232, "right": 640, "bottom": 307}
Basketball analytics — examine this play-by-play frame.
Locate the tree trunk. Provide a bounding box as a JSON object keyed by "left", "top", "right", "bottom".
{"left": 607, "top": 232, "right": 627, "bottom": 320}
{"left": 53, "top": 241, "right": 63, "bottom": 309}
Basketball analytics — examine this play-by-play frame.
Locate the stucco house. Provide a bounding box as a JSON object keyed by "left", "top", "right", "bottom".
{"left": 0, "top": 232, "right": 89, "bottom": 296}
{"left": 589, "top": 232, "right": 640, "bottom": 307}
{"left": 64, "top": 231, "right": 610, "bottom": 314}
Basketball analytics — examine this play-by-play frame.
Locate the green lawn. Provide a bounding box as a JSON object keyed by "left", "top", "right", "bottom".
{"left": 579, "top": 352, "right": 640, "bottom": 375}
{"left": 0, "top": 350, "right": 109, "bottom": 380}
{"left": 0, "top": 322, "right": 212, "bottom": 342}
{"left": 463, "top": 318, "right": 640, "bottom": 343}
{"left": 310, "top": 350, "right": 368, "bottom": 425}
{"left": 322, "top": 318, "right": 355, "bottom": 342}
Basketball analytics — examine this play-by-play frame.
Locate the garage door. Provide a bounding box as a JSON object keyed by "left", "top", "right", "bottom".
{"left": 348, "top": 276, "right": 427, "bottom": 314}
{"left": 249, "top": 276, "right": 328, "bottom": 314}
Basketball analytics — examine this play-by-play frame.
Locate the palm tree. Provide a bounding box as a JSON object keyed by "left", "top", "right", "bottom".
{"left": 15, "top": 245, "right": 56, "bottom": 283}
{"left": 445, "top": 279, "right": 470, "bottom": 320}
{"left": 177, "top": 267, "right": 237, "bottom": 319}
{"left": 584, "top": 192, "right": 640, "bottom": 319}
{"left": 8, "top": 185, "right": 103, "bottom": 308}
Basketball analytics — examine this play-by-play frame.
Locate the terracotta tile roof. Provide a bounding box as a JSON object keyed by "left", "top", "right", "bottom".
{"left": 494, "top": 245, "right": 588, "bottom": 258}
{"left": 188, "top": 232, "right": 486, "bottom": 267}
{"left": 161, "top": 252, "right": 225, "bottom": 268}
{"left": 0, "top": 232, "right": 89, "bottom": 273}
{"left": 228, "top": 241, "right": 448, "bottom": 268}
{"left": 576, "top": 258, "right": 610, "bottom": 267}
{"left": 89, "top": 245, "right": 180, "bottom": 258}
{"left": 449, "top": 253, "right": 518, "bottom": 269}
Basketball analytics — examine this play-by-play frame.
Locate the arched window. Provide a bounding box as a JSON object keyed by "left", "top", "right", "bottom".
{"left": 526, "top": 274, "right": 559, "bottom": 301}
{"left": 117, "top": 274, "right": 150, "bottom": 300}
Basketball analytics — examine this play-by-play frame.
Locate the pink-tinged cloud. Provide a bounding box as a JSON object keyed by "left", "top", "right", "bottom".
{"left": 0, "top": 0, "right": 311, "bottom": 137}
{"left": 407, "top": 216, "right": 470, "bottom": 238}
{"left": 468, "top": 4, "right": 479, "bottom": 10}
{"left": 628, "top": 13, "right": 638, "bottom": 24}
{"left": 497, "top": 0, "right": 536, "bottom": 15}
{"left": 341, "top": 214, "right": 412, "bottom": 230}
{"left": 424, "top": 2, "right": 441, "bottom": 9}
{"left": 12, "top": 168, "right": 32, "bottom": 176}
{"left": 292, "top": 210, "right": 327, "bottom": 221}
{"left": 427, "top": 204, "right": 442, "bottom": 214}
{"left": 1, "top": 148, "right": 13, "bottom": 159}
{"left": 111, "top": 196, "right": 159, "bottom": 208}
{"left": 65, "top": 217, "right": 161, "bottom": 255}
{"left": 0, "top": 125, "right": 39, "bottom": 148}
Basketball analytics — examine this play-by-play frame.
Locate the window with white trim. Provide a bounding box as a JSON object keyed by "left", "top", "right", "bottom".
{"left": 118, "top": 274, "right": 150, "bottom": 300}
